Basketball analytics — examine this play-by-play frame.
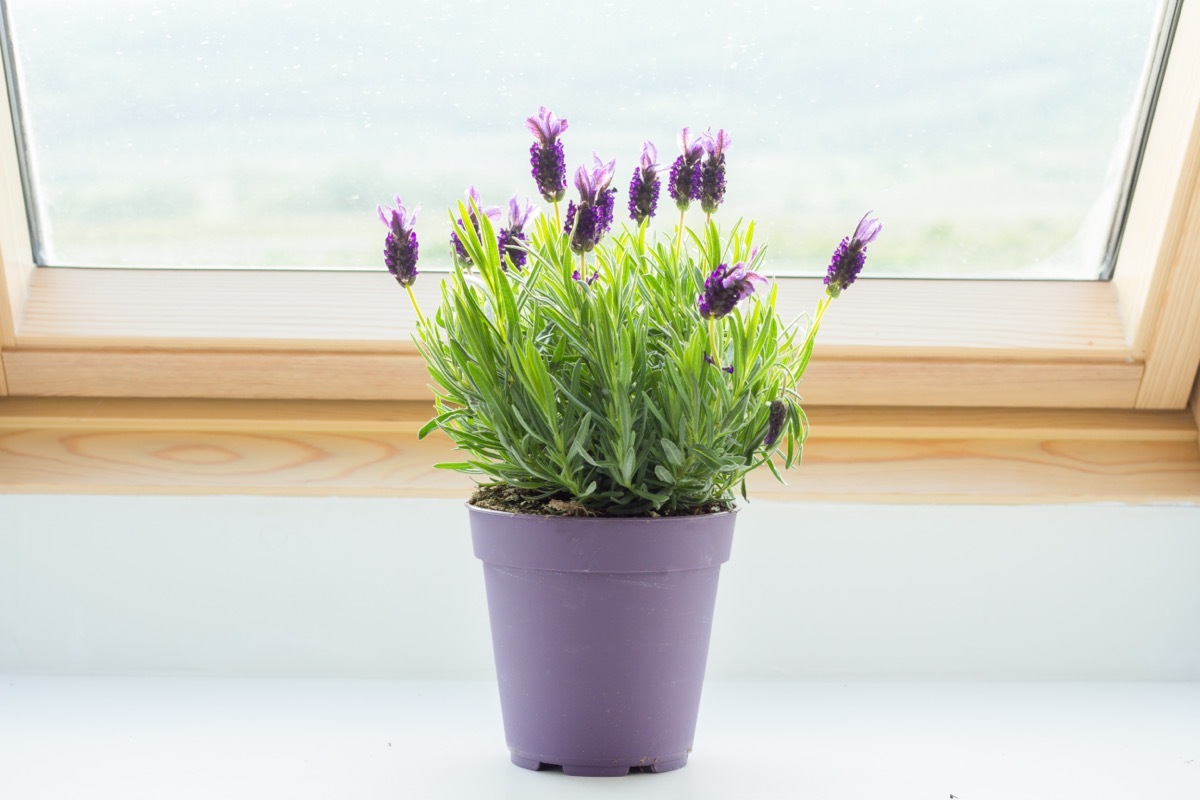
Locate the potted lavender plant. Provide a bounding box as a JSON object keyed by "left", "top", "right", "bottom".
{"left": 377, "top": 106, "right": 881, "bottom": 777}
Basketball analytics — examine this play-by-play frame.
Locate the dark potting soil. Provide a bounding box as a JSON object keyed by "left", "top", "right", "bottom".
{"left": 469, "top": 484, "right": 733, "bottom": 518}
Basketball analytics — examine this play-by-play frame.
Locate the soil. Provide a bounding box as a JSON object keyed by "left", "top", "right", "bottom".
{"left": 468, "top": 484, "right": 733, "bottom": 518}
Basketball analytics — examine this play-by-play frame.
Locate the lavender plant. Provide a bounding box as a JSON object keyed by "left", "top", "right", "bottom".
{"left": 382, "top": 110, "right": 881, "bottom": 517}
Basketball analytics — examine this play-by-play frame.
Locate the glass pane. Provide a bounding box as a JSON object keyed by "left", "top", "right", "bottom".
{"left": 4, "top": 0, "right": 1163, "bottom": 276}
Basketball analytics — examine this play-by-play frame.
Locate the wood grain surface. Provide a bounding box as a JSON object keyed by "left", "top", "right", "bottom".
{"left": 2, "top": 399, "right": 1196, "bottom": 503}
{"left": 1116, "top": 0, "right": 1200, "bottom": 357}
{"left": 2, "top": 349, "right": 1144, "bottom": 409}
{"left": 16, "top": 267, "right": 1132, "bottom": 357}
{"left": 1135, "top": 140, "right": 1200, "bottom": 407}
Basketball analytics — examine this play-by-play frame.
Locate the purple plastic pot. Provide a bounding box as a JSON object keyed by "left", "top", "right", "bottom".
{"left": 469, "top": 504, "right": 736, "bottom": 777}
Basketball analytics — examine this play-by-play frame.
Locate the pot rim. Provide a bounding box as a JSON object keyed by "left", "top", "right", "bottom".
{"left": 468, "top": 500, "right": 737, "bottom": 572}
{"left": 464, "top": 501, "right": 739, "bottom": 523}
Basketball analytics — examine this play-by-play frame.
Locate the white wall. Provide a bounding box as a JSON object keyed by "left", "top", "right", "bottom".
{"left": 1, "top": 496, "right": 1197, "bottom": 680}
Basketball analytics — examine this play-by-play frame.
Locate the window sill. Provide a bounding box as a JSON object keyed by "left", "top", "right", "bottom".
{"left": 1, "top": 398, "right": 1196, "bottom": 504}
{"left": 2, "top": 678, "right": 1197, "bottom": 797}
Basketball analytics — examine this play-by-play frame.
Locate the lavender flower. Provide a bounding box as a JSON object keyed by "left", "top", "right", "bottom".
{"left": 698, "top": 261, "right": 767, "bottom": 320}
{"left": 628, "top": 140, "right": 661, "bottom": 225}
{"left": 378, "top": 196, "right": 420, "bottom": 288}
{"left": 450, "top": 186, "right": 501, "bottom": 267}
{"left": 698, "top": 128, "right": 730, "bottom": 215}
{"left": 563, "top": 153, "right": 617, "bottom": 254}
{"left": 526, "top": 106, "right": 569, "bottom": 203}
{"left": 668, "top": 127, "right": 705, "bottom": 211}
{"left": 572, "top": 268, "right": 599, "bottom": 285}
{"left": 824, "top": 212, "right": 883, "bottom": 298}
{"left": 498, "top": 194, "right": 539, "bottom": 270}
{"left": 763, "top": 400, "right": 787, "bottom": 447}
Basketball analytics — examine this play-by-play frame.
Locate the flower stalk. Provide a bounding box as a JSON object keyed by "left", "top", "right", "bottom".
{"left": 378, "top": 196, "right": 425, "bottom": 323}
{"left": 669, "top": 128, "right": 704, "bottom": 259}
{"left": 799, "top": 212, "right": 884, "bottom": 355}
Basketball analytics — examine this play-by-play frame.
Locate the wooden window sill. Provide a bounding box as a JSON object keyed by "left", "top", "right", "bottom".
{"left": 1, "top": 398, "right": 1196, "bottom": 504}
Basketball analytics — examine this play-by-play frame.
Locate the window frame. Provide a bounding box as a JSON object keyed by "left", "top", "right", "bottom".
{"left": 0, "top": 3, "right": 1198, "bottom": 411}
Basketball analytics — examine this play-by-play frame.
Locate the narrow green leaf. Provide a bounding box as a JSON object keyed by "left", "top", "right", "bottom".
{"left": 661, "top": 438, "right": 685, "bottom": 467}
{"left": 417, "top": 417, "right": 441, "bottom": 439}
{"left": 434, "top": 462, "right": 476, "bottom": 471}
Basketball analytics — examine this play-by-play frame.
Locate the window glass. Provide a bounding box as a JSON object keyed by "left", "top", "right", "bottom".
{"left": 4, "top": 0, "right": 1162, "bottom": 276}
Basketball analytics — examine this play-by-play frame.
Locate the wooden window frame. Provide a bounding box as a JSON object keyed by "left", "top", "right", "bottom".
{"left": 0, "top": 5, "right": 1197, "bottom": 417}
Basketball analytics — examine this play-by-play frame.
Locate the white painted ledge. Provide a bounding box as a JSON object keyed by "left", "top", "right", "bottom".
{"left": 1, "top": 678, "right": 1197, "bottom": 800}
{"left": 4, "top": 498, "right": 1200, "bottom": 681}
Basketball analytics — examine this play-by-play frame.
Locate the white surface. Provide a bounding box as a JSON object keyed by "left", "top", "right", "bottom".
{"left": 2, "top": 496, "right": 1199, "bottom": 680}
{"left": 1, "top": 677, "right": 1197, "bottom": 800}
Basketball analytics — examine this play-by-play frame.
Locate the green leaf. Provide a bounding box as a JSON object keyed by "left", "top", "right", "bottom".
{"left": 417, "top": 417, "right": 441, "bottom": 440}
{"left": 620, "top": 448, "right": 636, "bottom": 484}
{"left": 661, "top": 438, "right": 685, "bottom": 467}
{"left": 434, "top": 462, "right": 476, "bottom": 471}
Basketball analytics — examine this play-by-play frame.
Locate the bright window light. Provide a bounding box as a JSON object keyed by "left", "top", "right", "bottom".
{"left": 2, "top": 0, "right": 1167, "bottom": 277}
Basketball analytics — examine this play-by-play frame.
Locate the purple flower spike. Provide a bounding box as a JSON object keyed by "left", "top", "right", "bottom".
{"left": 677, "top": 127, "right": 705, "bottom": 161}
{"left": 525, "top": 105, "right": 568, "bottom": 144}
{"left": 668, "top": 127, "right": 705, "bottom": 211}
{"left": 564, "top": 153, "right": 618, "bottom": 254}
{"left": 498, "top": 194, "right": 539, "bottom": 270}
{"left": 824, "top": 211, "right": 883, "bottom": 298}
{"left": 701, "top": 128, "right": 731, "bottom": 160}
{"left": 573, "top": 153, "right": 617, "bottom": 202}
{"left": 763, "top": 399, "right": 787, "bottom": 447}
{"left": 628, "top": 140, "right": 661, "bottom": 225}
{"left": 853, "top": 211, "right": 883, "bottom": 245}
{"left": 467, "top": 186, "right": 502, "bottom": 221}
{"left": 698, "top": 261, "right": 767, "bottom": 320}
{"left": 506, "top": 193, "right": 539, "bottom": 231}
{"left": 378, "top": 196, "right": 420, "bottom": 288}
{"left": 527, "top": 106, "right": 569, "bottom": 203}
{"left": 699, "top": 127, "right": 731, "bottom": 215}
{"left": 450, "top": 187, "right": 502, "bottom": 266}
{"left": 640, "top": 141, "right": 659, "bottom": 170}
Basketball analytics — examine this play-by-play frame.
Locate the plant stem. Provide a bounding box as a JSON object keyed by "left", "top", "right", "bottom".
{"left": 405, "top": 285, "right": 426, "bottom": 326}
{"left": 554, "top": 200, "right": 562, "bottom": 234}
{"left": 579, "top": 252, "right": 586, "bottom": 279}
{"left": 707, "top": 317, "right": 719, "bottom": 368}
{"left": 675, "top": 207, "right": 686, "bottom": 260}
